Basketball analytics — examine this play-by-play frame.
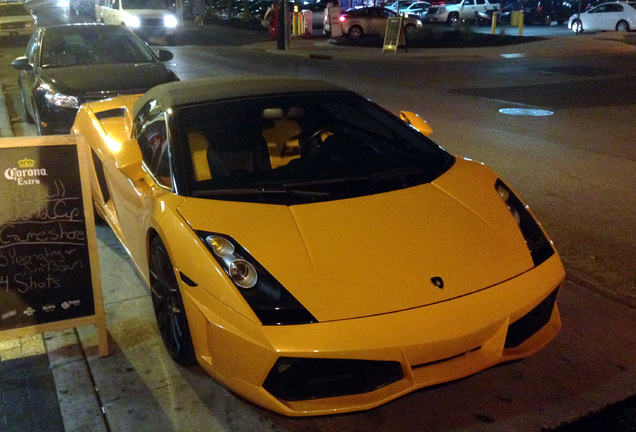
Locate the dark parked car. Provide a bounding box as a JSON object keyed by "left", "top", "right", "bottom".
{"left": 69, "top": 0, "right": 97, "bottom": 18}
{"left": 499, "top": 0, "right": 579, "bottom": 24}
{"left": 11, "top": 23, "right": 178, "bottom": 135}
{"left": 0, "top": 1, "right": 36, "bottom": 37}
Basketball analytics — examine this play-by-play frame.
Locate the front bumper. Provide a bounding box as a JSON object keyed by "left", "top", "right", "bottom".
{"left": 0, "top": 22, "right": 34, "bottom": 37}
{"left": 181, "top": 254, "right": 564, "bottom": 416}
{"left": 37, "top": 104, "right": 78, "bottom": 135}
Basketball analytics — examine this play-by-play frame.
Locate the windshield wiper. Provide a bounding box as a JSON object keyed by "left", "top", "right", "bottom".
{"left": 194, "top": 188, "right": 331, "bottom": 198}
{"left": 275, "top": 166, "right": 426, "bottom": 189}
{"left": 369, "top": 166, "right": 425, "bottom": 180}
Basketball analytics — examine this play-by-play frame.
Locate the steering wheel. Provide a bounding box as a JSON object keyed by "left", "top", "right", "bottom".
{"left": 306, "top": 126, "right": 342, "bottom": 156}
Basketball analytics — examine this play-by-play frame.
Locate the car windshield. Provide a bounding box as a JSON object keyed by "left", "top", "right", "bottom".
{"left": 0, "top": 4, "right": 30, "bottom": 16}
{"left": 40, "top": 27, "right": 156, "bottom": 68}
{"left": 175, "top": 92, "right": 454, "bottom": 205}
{"left": 121, "top": 0, "right": 172, "bottom": 9}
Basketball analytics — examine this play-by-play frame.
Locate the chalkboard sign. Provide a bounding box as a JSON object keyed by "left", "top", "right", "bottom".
{"left": 383, "top": 17, "right": 406, "bottom": 53}
{"left": 0, "top": 136, "right": 107, "bottom": 356}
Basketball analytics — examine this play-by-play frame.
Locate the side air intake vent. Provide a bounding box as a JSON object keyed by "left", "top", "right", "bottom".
{"left": 95, "top": 108, "right": 126, "bottom": 121}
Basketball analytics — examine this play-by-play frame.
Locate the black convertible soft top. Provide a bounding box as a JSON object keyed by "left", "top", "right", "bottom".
{"left": 132, "top": 76, "right": 347, "bottom": 118}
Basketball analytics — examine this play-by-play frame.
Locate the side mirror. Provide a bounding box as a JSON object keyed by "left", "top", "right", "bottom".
{"left": 157, "top": 49, "right": 173, "bottom": 61}
{"left": 11, "top": 56, "right": 32, "bottom": 71}
{"left": 115, "top": 139, "right": 146, "bottom": 183}
{"left": 400, "top": 111, "right": 433, "bottom": 136}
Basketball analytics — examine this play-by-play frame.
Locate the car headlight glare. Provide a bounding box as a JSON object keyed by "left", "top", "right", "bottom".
{"left": 125, "top": 15, "right": 141, "bottom": 27}
{"left": 199, "top": 231, "right": 317, "bottom": 325}
{"left": 44, "top": 92, "right": 80, "bottom": 109}
{"left": 164, "top": 14, "right": 178, "bottom": 27}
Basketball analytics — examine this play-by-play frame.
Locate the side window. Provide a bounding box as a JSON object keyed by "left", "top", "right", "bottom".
{"left": 476, "top": 0, "right": 486, "bottom": 5}
{"left": 135, "top": 101, "right": 172, "bottom": 188}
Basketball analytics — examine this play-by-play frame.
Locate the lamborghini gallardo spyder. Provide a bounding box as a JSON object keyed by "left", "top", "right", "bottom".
{"left": 72, "top": 76, "right": 565, "bottom": 416}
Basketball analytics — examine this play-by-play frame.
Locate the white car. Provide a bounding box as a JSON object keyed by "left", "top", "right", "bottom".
{"left": 398, "top": 1, "right": 431, "bottom": 18}
{"left": 0, "top": 1, "right": 36, "bottom": 37}
{"left": 95, "top": 0, "right": 178, "bottom": 42}
{"left": 338, "top": 6, "right": 422, "bottom": 38}
{"left": 568, "top": 1, "right": 636, "bottom": 32}
{"left": 426, "top": 0, "right": 499, "bottom": 25}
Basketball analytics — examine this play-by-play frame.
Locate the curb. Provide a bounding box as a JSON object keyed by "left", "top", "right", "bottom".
{"left": 0, "top": 84, "right": 15, "bottom": 138}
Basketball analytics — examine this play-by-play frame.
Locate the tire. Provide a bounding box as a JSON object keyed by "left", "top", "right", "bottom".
{"left": 348, "top": 25, "right": 363, "bottom": 39}
{"left": 447, "top": 12, "right": 459, "bottom": 26}
{"left": 149, "top": 236, "right": 197, "bottom": 366}
{"left": 404, "top": 23, "right": 416, "bottom": 35}
{"left": 616, "top": 20, "right": 630, "bottom": 32}
{"left": 571, "top": 19, "right": 582, "bottom": 34}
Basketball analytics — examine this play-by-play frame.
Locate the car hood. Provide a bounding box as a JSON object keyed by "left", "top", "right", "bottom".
{"left": 41, "top": 63, "right": 172, "bottom": 97}
{"left": 177, "top": 159, "right": 535, "bottom": 322}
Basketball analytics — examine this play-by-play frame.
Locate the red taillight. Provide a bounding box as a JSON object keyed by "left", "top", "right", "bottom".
{"left": 339, "top": 15, "right": 345, "bottom": 22}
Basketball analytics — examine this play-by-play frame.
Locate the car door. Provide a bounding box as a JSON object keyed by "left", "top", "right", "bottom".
{"left": 353, "top": 8, "right": 373, "bottom": 34}
{"left": 109, "top": 99, "right": 173, "bottom": 269}
{"left": 602, "top": 3, "right": 627, "bottom": 29}
{"left": 586, "top": 3, "right": 613, "bottom": 30}
{"left": 370, "top": 7, "right": 392, "bottom": 34}
{"left": 460, "top": 0, "right": 478, "bottom": 19}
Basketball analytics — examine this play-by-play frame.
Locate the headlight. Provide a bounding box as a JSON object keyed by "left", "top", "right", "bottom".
{"left": 439, "top": 6, "right": 446, "bottom": 13}
{"left": 164, "top": 14, "right": 178, "bottom": 27}
{"left": 199, "top": 232, "right": 317, "bottom": 325}
{"left": 495, "top": 179, "right": 554, "bottom": 266}
{"left": 44, "top": 91, "right": 80, "bottom": 109}
{"left": 125, "top": 15, "right": 141, "bottom": 27}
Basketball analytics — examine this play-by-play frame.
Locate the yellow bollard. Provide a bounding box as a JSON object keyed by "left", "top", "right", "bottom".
{"left": 491, "top": 11, "right": 497, "bottom": 34}
{"left": 518, "top": 10, "right": 524, "bottom": 36}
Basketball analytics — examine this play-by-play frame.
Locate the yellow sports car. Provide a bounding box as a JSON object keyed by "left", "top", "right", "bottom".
{"left": 72, "top": 76, "right": 565, "bottom": 416}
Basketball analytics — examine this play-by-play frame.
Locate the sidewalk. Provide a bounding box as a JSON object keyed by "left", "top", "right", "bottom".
{"left": 1, "top": 31, "right": 636, "bottom": 432}
{"left": 250, "top": 29, "right": 636, "bottom": 61}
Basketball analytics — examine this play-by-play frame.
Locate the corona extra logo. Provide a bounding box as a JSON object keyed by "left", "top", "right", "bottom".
{"left": 18, "top": 157, "right": 35, "bottom": 168}
{"left": 4, "top": 158, "right": 47, "bottom": 185}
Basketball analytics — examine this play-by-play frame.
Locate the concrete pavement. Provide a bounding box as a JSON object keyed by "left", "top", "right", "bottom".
{"left": 1, "top": 30, "right": 636, "bottom": 432}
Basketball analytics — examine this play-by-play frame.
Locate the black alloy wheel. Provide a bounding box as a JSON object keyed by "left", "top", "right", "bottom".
{"left": 149, "top": 236, "right": 197, "bottom": 366}
{"left": 447, "top": 12, "right": 459, "bottom": 26}
{"left": 348, "top": 25, "right": 363, "bottom": 38}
